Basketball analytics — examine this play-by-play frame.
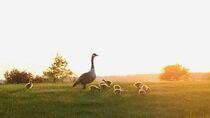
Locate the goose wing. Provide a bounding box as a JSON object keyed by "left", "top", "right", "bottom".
{"left": 77, "top": 72, "right": 89, "bottom": 82}
{"left": 73, "top": 72, "right": 89, "bottom": 86}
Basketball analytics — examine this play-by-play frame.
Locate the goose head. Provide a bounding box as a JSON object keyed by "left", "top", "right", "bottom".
{"left": 91, "top": 53, "right": 98, "bottom": 70}
{"left": 92, "top": 53, "right": 98, "bottom": 58}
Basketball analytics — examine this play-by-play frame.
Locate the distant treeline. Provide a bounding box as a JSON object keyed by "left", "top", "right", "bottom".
{"left": 1, "top": 55, "right": 210, "bottom": 84}
{"left": 3, "top": 53, "right": 77, "bottom": 84}
{"left": 98, "top": 73, "right": 210, "bottom": 82}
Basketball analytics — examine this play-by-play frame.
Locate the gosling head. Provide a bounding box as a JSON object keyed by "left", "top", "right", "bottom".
{"left": 29, "top": 80, "right": 32, "bottom": 83}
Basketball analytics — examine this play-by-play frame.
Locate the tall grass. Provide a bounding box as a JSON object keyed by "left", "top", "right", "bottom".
{"left": 0, "top": 81, "right": 210, "bottom": 118}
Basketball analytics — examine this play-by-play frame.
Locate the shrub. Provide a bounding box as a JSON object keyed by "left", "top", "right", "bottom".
{"left": 33, "top": 75, "right": 45, "bottom": 83}
{"left": 159, "top": 64, "right": 190, "bottom": 81}
{"left": 4, "top": 69, "right": 34, "bottom": 84}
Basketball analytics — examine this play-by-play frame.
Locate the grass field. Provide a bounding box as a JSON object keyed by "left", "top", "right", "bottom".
{"left": 0, "top": 80, "right": 210, "bottom": 118}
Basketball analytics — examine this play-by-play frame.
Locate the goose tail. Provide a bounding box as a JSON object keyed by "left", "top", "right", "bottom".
{"left": 73, "top": 80, "right": 79, "bottom": 87}
{"left": 73, "top": 83, "right": 77, "bottom": 87}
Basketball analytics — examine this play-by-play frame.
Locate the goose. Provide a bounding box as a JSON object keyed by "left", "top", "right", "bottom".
{"left": 25, "top": 80, "right": 33, "bottom": 89}
{"left": 73, "top": 53, "right": 98, "bottom": 89}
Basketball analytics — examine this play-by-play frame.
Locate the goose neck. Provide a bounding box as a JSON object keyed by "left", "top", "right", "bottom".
{"left": 91, "top": 56, "right": 95, "bottom": 69}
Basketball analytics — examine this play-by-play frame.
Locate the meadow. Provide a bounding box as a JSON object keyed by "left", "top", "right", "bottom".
{"left": 0, "top": 80, "right": 210, "bottom": 118}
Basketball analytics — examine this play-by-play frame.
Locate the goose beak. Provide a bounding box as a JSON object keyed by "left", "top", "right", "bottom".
{"left": 95, "top": 54, "right": 99, "bottom": 56}
{"left": 92, "top": 53, "right": 99, "bottom": 57}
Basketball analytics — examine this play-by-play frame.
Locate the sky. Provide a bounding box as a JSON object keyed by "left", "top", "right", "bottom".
{"left": 0, "top": 0, "right": 210, "bottom": 79}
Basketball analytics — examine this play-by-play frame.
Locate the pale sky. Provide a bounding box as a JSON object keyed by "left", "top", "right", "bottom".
{"left": 0, "top": 0, "right": 210, "bottom": 79}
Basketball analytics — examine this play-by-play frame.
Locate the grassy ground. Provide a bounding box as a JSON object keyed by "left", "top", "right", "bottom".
{"left": 0, "top": 81, "right": 210, "bottom": 118}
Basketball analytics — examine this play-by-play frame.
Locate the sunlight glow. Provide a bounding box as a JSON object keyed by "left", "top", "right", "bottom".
{"left": 0, "top": 0, "right": 210, "bottom": 79}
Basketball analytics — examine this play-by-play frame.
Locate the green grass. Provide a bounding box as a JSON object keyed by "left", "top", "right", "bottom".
{"left": 0, "top": 81, "right": 210, "bottom": 118}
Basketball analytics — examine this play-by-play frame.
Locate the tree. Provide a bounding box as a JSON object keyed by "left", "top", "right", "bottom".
{"left": 43, "top": 53, "right": 73, "bottom": 83}
{"left": 159, "top": 64, "right": 190, "bottom": 81}
{"left": 4, "top": 68, "right": 34, "bottom": 84}
{"left": 33, "top": 75, "right": 45, "bottom": 83}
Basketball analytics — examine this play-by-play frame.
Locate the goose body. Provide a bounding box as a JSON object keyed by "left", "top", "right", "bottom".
{"left": 73, "top": 53, "right": 98, "bottom": 89}
{"left": 79, "top": 69, "right": 96, "bottom": 84}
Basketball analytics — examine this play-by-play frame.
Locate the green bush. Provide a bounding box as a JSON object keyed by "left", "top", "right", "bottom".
{"left": 4, "top": 69, "right": 34, "bottom": 84}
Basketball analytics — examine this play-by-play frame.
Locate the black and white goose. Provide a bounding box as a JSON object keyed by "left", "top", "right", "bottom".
{"left": 73, "top": 53, "right": 98, "bottom": 89}
{"left": 25, "top": 80, "right": 33, "bottom": 89}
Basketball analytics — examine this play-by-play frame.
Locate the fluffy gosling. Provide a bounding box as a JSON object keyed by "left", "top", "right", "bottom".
{"left": 141, "top": 84, "right": 150, "bottom": 93}
{"left": 99, "top": 82, "right": 105, "bottom": 86}
{"left": 89, "top": 85, "right": 100, "bottom": 92}
{"left": 113, "top": 89, "right": 127, "bottom": 95}
{"left": 102, "top": 79, "right": 112, "bottom": 86}
{"left": 113, "top": 85, "right": 121, "bottom": 90}
{"left": 100, "top": 83, "right": 111, "bottom": 90}
{"left": 120, "top": 89, "right": 127, "bottom": 94}
{"left": 25, "top": 80, "right": 33, "bottom": 89}
{"left": 113, "top": 89, "right": 121, "bottom": 95}
{"left": 138, "top": 88, "right": 146, "bottom": 96}
{"left": 134, "top": 81, "right": 143, "bottom": 88}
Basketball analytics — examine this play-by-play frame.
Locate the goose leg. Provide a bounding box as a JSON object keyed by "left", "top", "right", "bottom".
{"left": 83, "top": 84, "right": 86, "bottom": 89}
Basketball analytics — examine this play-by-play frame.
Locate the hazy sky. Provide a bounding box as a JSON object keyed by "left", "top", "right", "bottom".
{"left": 0, "top": 0, "right": 210, "bottom": 79}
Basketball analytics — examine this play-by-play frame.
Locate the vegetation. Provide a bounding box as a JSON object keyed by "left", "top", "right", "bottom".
{"left": 33, "top": 75, "right": 45, "bottom": 83}
{"left": 159, "top": 64, "right": 190, "bottom": 81}
{"left": 1, "top": 54, "right": 210, "bottom": 118}
{"left": 4, "top": 68, "right": 34, "bottom": 84}
{"left": 4, "top": 68, "right": 45, "bottom": 84}
{"left": 0, "top": 81, "right": 210, "bottom": 118}
{"left": 43, "top": 53, "right": 74, "bottom": 83}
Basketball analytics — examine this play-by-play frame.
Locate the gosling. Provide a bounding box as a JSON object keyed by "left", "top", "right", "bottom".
{"left": 25, "top": 80, "right": 33, "bottom": 89}
{"left": 99, "top": 82, "right": 105, "bottom": 86}
{"left": 100, "top": 83, "right": 111, "bottom": 90}
{"left": 113, "top": 89, "right": 121, "bottom": 95}
{"left": 134, "top": 81, "right": 143, "bottom": 88}
{"left": 89, "top": 85, "right": 100, "bottom": 92}
{"left": 102, "top": 79, "right": 112, "bottom": 86}
{"left": 141, "top": 84, "right": 150, "bottom": 93}
{"left": 113, "top": 85, "right": 121, "bottom": 90}
{"left": 113, "top": 89, "right": 127, "bottom": 95}
{"left": 138, "top": 88, "right": 146, "bottom": 96}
